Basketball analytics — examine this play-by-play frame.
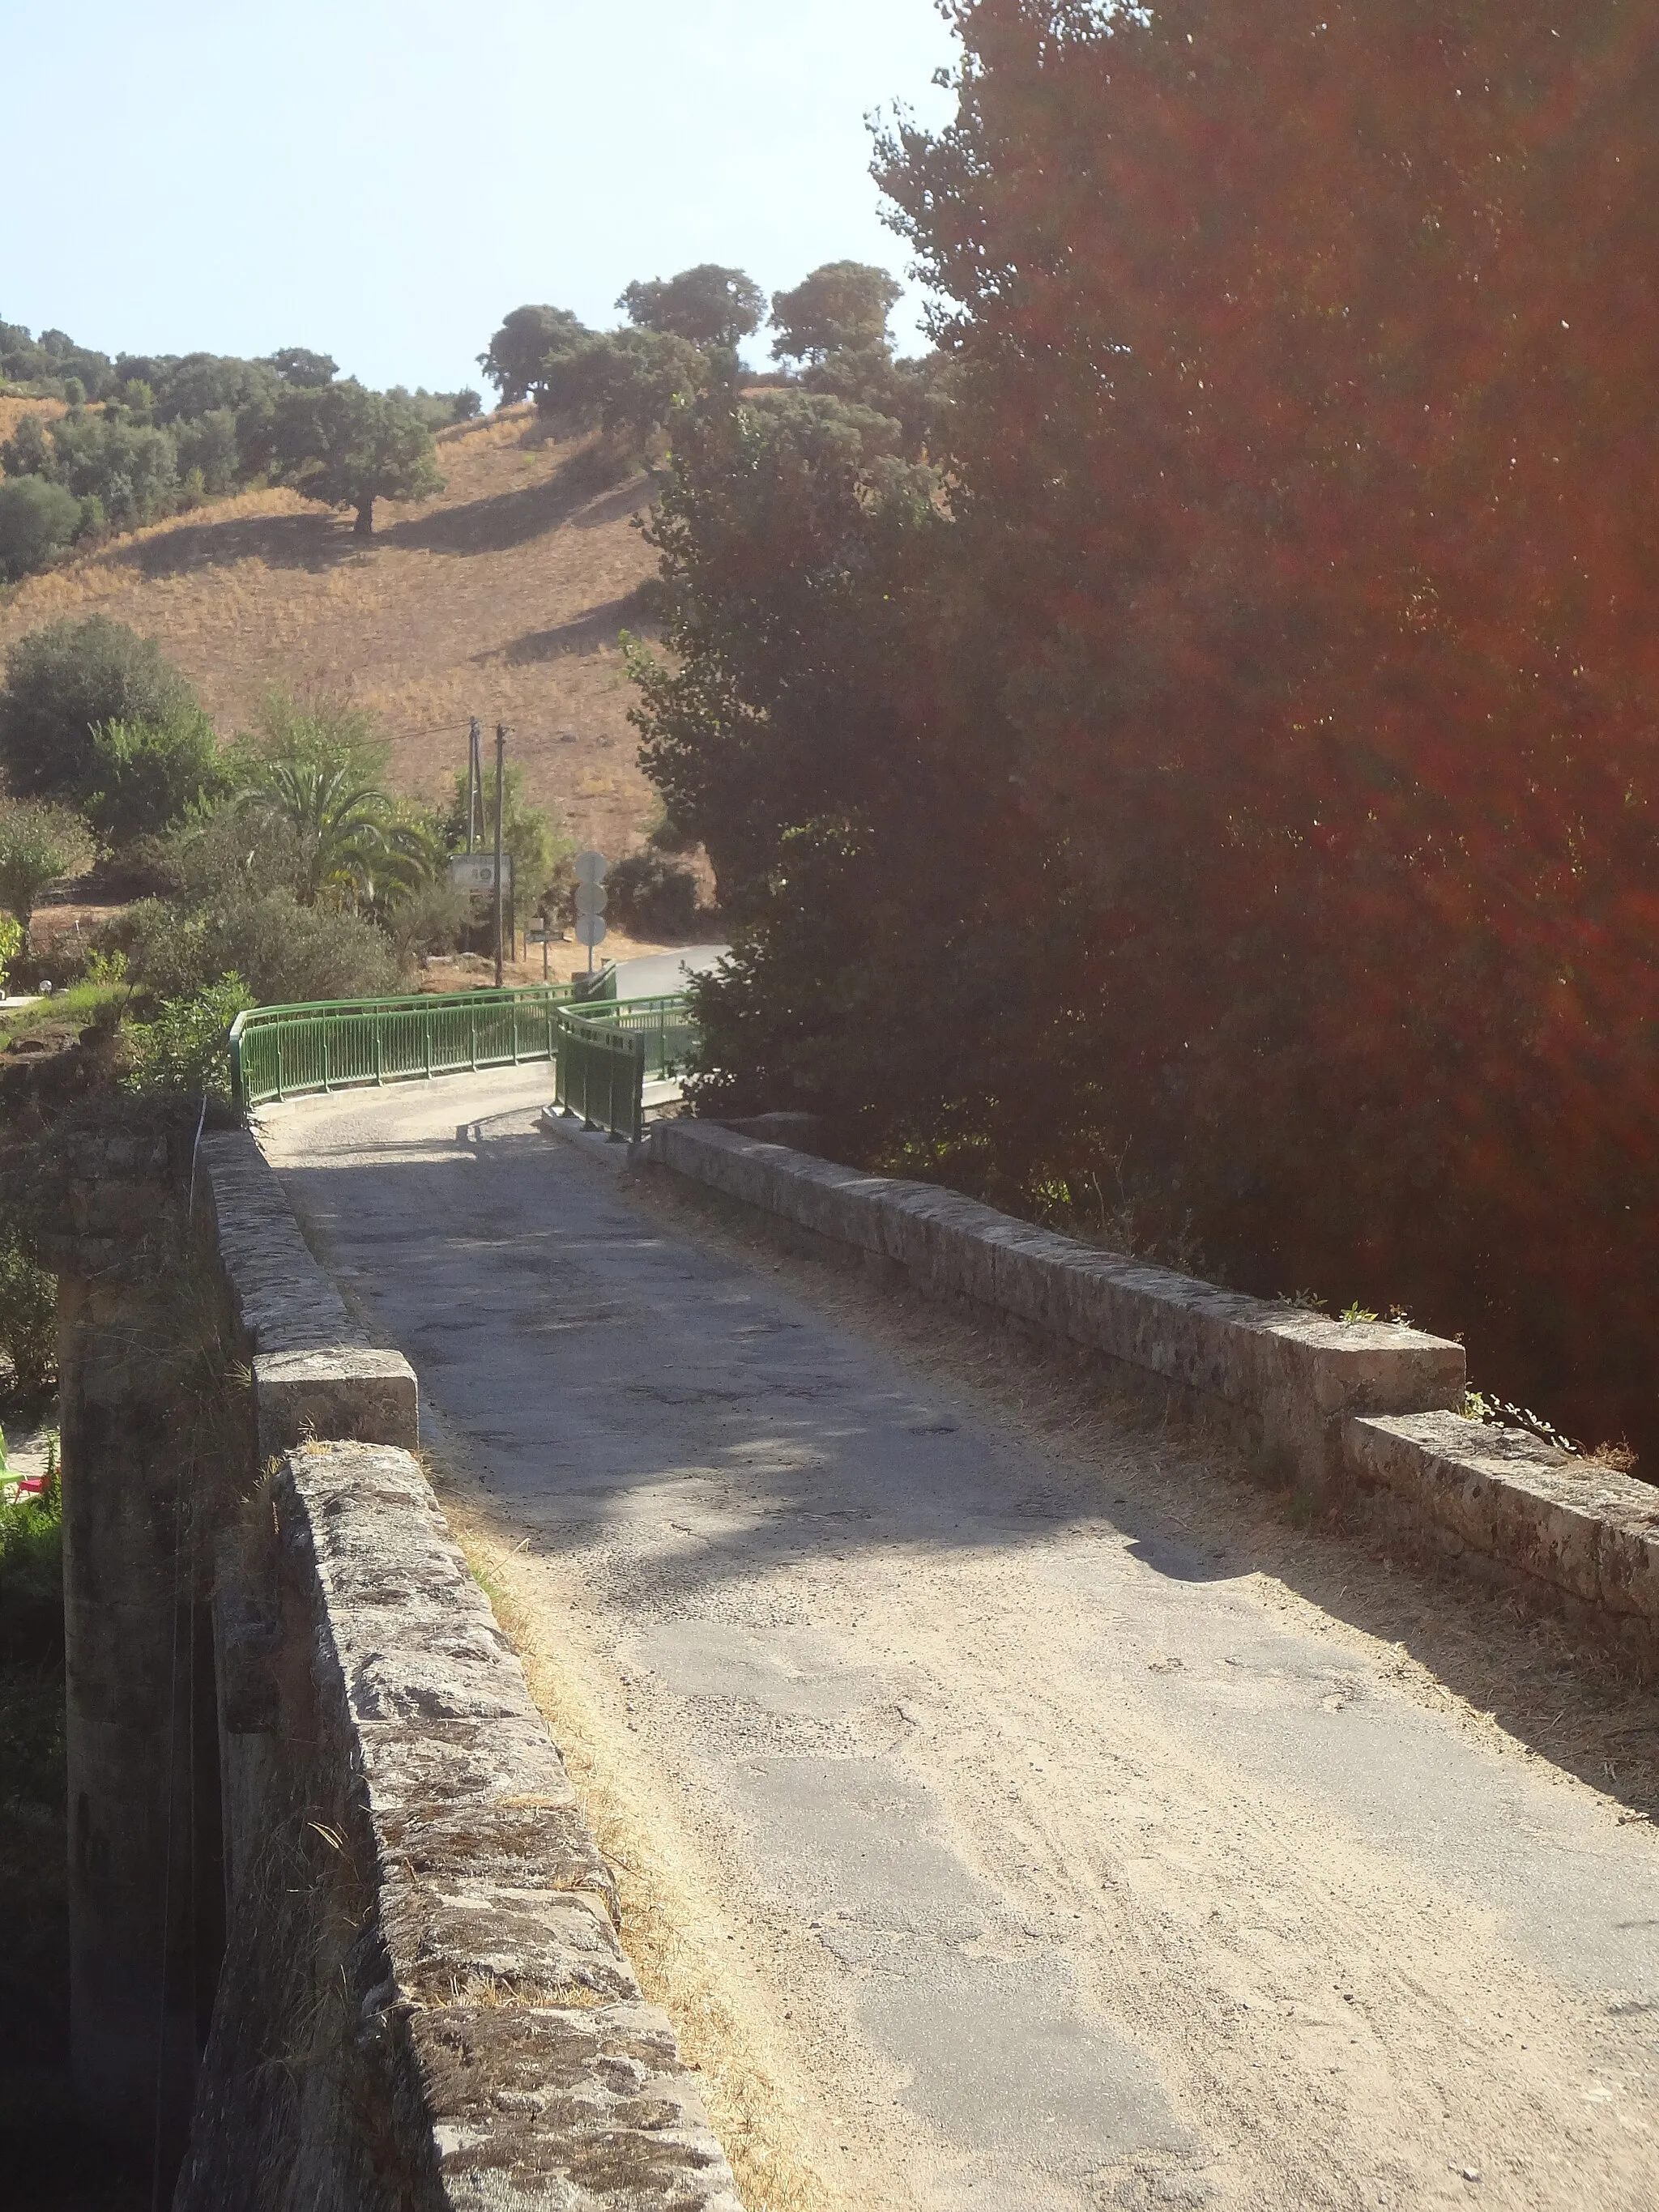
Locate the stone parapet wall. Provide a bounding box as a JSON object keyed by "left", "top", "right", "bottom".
{"left": 1348, "top": 1412, "right": 1659, "bottom": 1653}
{"left": 200, "top": 1131, "right": 419, "bottom": 1456}
{"left": 651, "top": 1120, "right": 1465, "bottom": 1486}
{"left": 652, "top": 1119, "right": 1658, "bottom": 1664}
{"left": 178, "top": 1443, "right": 739, "bottom": 2211}
{"left": 169, "top": 1129, "right": 740, "bottom": 2207}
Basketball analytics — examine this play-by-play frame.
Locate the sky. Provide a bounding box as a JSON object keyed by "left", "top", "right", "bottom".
{"left": 1, "top": 0, "right": 962, "bottom": 395}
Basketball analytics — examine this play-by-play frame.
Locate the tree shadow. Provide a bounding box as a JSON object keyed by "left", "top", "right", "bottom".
{"left": 380, "top": 459, "right": 650, "bottom": 558}
{"left": 99, "top": 506, "right": 357, "bottom": 582}
{"left": 481, "top": 595, "right": 657, "bottom": 667}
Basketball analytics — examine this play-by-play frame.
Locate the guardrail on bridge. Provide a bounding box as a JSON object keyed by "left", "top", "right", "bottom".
{"left": 230, "top": 986, "right": 696, "bottom": 1140}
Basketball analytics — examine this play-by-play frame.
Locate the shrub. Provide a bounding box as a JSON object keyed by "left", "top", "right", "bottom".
{"left": 0, "top": 802, "right": 95, "bottom": 949}
{"left": 152, "top": 798, "right": 309, "bottom": 908}
{"left": 0, "top": 1242, "right": 56, "bottom": 1397}
{"left": 123, "top": 975, "right": 254, "bottom": 1105}
{"left": 117, "top": 888, "right": 402, "bottom": 1008}
{"left": 45, "top": 410, "right": 178, "bottom": 531}
{"left": 0, "top": 914, "right": 19, "bottom": 994}
{"left": 0, "top": 616, "right": 198, "bottom": 801}
{"left": 386, "top": 878, "right": 470, "bottom": 964}
{"left": 0, "top": 1466, "right": 63, "bottom": 1660}
{"left": 0, "top": 475, "right": 83, "bottom": 581}
{"left": 608, "top": 850, "right": 702, "bottom": 938}
{"left": 83, "top": 710, "right": 229, "bottom": 848}
{"left": 171, "top": 407, "right": 241, "bottom": 497}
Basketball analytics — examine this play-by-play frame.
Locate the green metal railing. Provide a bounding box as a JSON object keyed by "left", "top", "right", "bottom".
{"left": 550, "top": 993, "right": 697, "bottom": 1144}
{"left": 229, "top": 984, "right": 697, "bottom": 1141}
{"left": 229, "top": 986, "right": 573, "bottom": 1106}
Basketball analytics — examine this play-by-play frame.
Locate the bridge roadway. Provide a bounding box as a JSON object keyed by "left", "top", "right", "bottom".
{"left": 259, "top": 1068, "right": 1659, "bottom": 2212}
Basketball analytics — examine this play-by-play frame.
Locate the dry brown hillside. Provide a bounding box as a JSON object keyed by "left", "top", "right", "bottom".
{"left": 0, "top": 406, "right": 663, "bottom": 855}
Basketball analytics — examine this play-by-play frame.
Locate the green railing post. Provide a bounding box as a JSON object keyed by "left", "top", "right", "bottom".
{"left": 375, "top": 1012, "right": 385, "bottom": 1085}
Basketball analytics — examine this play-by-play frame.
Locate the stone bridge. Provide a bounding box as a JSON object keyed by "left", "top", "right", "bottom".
{"left": 53, "top": 1068, "right": 1659, "bottom": 2208}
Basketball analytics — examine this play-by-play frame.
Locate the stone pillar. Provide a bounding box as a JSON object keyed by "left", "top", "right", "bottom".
{"left": 53, "top": 1152, "right": 227, "bottom": 2180}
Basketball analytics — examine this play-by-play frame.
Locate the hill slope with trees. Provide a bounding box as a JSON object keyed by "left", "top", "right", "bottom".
{"left": 0, "top": 407, "right": 660, "bottom": 858}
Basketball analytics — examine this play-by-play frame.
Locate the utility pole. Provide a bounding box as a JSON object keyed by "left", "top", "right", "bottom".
{"left": 493, "top": 722, "right": 507, "bottom": 989}
{"left": 466, "top": 717, "right": 481, "bottom": 854}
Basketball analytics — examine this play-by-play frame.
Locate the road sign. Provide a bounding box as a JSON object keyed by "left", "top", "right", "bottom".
{"left": 450, "top": 855, "right": 512, "bottom": 896}
{"left": 574, "top": 880, "right": 608, "bottom": 918}
{"left": 527, "top": 928, "right": 555, "bottom": 944}
{"left": 574, "top": 849, "right": 608, "bottom": 888}
{"left": 574, "top": 913, "right": 608, "bottom": 948}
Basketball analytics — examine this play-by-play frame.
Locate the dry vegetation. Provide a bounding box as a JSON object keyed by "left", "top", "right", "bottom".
{"left": 0, "top": 394, "right": 67, "bottom": 443}
{"left": 0, "top": 406, "right": 663, "bottom": 857}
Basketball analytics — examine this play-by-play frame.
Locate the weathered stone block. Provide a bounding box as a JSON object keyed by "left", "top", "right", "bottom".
{"left": 254, "top": 1345, "right": 419, "bottom": 1455}
{"left": 1347, "top": 1411, "right": 1659, "bottom": 1631}
{"left": 410, "top": 2002, "right": 744, "bottom": 2212}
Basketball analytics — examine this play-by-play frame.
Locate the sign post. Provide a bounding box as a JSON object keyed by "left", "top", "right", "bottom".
{"left": 574, "top": 851, "right": 608, "bottom": 978}
{"left": 493, "top": 723, "right": 508, "bottom": 987}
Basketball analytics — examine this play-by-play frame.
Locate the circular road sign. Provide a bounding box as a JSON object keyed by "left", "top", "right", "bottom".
{"left": 574, "top": 850, "right": 608, "bottom": 888}
{"left": 574, "top": 913, "right": 608, "bottom": 948}
{"left": 574, "top": 880, "right": 608, "bottom": 917}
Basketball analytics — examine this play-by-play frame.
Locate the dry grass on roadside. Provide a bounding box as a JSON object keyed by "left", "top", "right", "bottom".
{"left": 458, "top": 1524, "right": 828, "bottom": 2212}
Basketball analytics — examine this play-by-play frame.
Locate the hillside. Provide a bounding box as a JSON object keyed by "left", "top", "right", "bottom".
{"left": 0, "top": 407, "right": 663, "bottom": 857}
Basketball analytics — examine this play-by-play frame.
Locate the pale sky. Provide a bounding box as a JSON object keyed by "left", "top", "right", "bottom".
{"left": 2, "top": 0, "right": 961, "bottom": 394}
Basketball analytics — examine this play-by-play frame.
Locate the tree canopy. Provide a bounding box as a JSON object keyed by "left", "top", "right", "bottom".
{"left": 629, "top": 0, "right": 1659, "bottom": 1461}
{"left": 252, "top": 380, "right": 445, "bottom": 535}
{"left": 0, "top": 616, "right": 199, "bottom": 803}
{"left": 770, "top": 262, "right": 901, "bottom": 364}
{"left": 477, "top": 305, "right": 590, "bottom": 405}
{"left": 617, "top": 265, "right": 766, "bottom": 351}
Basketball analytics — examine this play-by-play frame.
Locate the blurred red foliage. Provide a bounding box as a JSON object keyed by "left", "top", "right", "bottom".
{"left": 875, "top": 2, "right": 1659, "bottom": 1454}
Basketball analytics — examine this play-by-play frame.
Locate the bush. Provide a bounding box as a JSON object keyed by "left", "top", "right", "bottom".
{"left": 0, "top": 616, "right": 198, "bottom": 801}
{"left": 0, "top": 475, "right": 83, "bottom": 582}
{"left": 151, "top": 798, "right": 309, "bottom": 909}
{"left": 45, "top": 410, "right": 178, "bottom": 531}
{"left": 0, "top": 802, "right": 95, "bottom": 949}
{"left": 386, "top": 878, "right": 470, "bottom": 964}
{"left": 0, "top": 1465, "right": 62, "bottom": 1660}
{"left": 83, "top": 710, "right": 229, "bottom": 848}
{"left": 117, "top": 888, "right": 402, "bottom": 1008}
{"left": 172, "top": 407, "right": 241, "bottom": 497}
{"left": 0, "top": 1242, "right": 56, "bottom": 1396}
{"left": 0, "top": 914, "right": 19, "bottom": 994}
{"left": 123, "top": 975, "right": 253, "bottom": 1106}
{"left": 608, "top": 850, "right": 702, "bottom": 938}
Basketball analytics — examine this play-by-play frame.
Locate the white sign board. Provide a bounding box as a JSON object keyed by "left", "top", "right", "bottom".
{"left": 450, "top": 855, "right": 513, "bottom": 896}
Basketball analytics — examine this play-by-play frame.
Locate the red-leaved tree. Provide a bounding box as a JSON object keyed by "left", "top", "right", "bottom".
{"left": 873, "top": 1, "right": 1659, "bottom": 1449}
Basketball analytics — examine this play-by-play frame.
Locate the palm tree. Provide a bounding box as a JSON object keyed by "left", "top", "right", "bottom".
{"left": 236, "top": 761, "right": 440, "bottom": 910}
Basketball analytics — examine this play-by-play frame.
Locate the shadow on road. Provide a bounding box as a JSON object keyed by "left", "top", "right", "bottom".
{"left": 275, "top": 1109, "right": 1659, "bottom": 1839}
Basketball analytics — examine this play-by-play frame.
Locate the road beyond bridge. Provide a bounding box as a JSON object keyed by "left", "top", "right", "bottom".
{"left": 258, "top": 1068, "right": 1659, "bottom": 2212}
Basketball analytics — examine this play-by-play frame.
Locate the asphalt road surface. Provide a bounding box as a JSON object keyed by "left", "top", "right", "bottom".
{"left": 259, "top": 1069, "right": 1659, "bottom": 2212}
